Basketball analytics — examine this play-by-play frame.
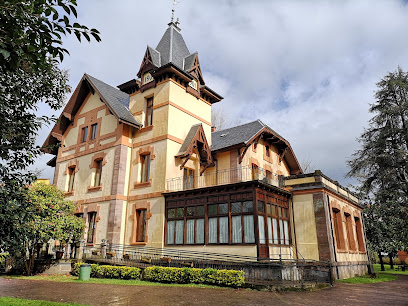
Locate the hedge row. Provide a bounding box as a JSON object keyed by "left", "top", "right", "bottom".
{"left": 143, "top": 266, "right": 245, "bottom": 287}
{"left": 71, "top": 263, "right": 244, "bottom": 287}
{"left": 72, "top": 263, "right": 141, "bottom": 280}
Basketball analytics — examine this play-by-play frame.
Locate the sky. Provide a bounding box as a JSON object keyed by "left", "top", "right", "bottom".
{"left": 33, "top": 0, "right": 408, "bottom": 187}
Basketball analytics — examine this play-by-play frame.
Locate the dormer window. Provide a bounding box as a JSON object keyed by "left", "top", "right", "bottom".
{"left": 188, "top": 79, "right": 198, "bottom": 90}
{"left": 143, "top": 72, "right": 154, "bottom": 85}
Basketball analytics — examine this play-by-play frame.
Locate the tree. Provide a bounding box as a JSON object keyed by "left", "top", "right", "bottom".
{"left": 348, "top": 67, "right": 408, "bottom": 267}
{"left": 21, "top": 183, "right": 85, "bottom": 275}
{"left": 211, "top": 107, "right": 243, "bottom": 130}
{"left": 0, "top": 1, "right": 100, "bottom": 258}
{"left": 0, "top": 0, "right": 100, "bottom": 275}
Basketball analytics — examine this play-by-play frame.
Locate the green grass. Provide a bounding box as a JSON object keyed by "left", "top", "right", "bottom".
{"left": 337, "top": 273, "right": 397, "bottom": 284}
{"left": 0, "top": 297, "right": 83, "bottom": 306}
{"left": 373, "top": 264, "right": 408, "bottom": 275}
{"left": 4, "top": 274, "right": 226, "bottom": 289}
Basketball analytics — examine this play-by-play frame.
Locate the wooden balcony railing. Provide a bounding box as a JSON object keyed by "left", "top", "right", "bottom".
{"left": 166, "top": 166, "right": 280, "bottom": 192}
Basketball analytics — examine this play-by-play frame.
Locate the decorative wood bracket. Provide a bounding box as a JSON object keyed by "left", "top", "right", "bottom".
{"left": 239, "top": 145, "right": 250, "bottom": 164}
{"left": 180, "top": 154, "right": 191, "bottom": 169}
{"left": 279, "top": 147, "right": 289, "bottom": 163}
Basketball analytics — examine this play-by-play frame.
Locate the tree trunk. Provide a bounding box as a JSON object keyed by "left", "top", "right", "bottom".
{"left": 390, "top": 252, "right": 394, "bottom": 270}
{"left": 379, "top": 252, "right": 385, "bottom": 271}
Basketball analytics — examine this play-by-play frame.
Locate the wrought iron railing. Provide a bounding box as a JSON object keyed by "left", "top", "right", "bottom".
{"left": 81, "top": 243, "right": 332, "bottom": 285}
{"left": 166, "top": 166, "right": 280, "bottom": 192}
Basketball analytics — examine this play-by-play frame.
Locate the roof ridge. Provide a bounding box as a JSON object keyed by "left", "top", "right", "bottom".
{"left": 213, "top": 119, "right": 262, "bottom": 134}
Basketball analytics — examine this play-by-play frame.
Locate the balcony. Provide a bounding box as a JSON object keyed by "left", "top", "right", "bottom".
{"left": 166, "top": 166, "right": 280, "bottom": 192}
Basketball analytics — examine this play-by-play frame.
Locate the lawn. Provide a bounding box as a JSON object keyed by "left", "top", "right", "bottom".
{"left": 5, "top": 274, "right": 226, "bottom": 289}
{"left": 337, "top": 273, "right": 397, "bottom": 284}
{"left": 373, "top": 264, "right": 408, "bottom": 275}
{"left": 0, "top": 297, "right": 83, "bottom": 306}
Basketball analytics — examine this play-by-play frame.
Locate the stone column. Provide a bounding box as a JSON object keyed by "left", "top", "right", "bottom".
{"left": 107, "top": 145, "right": 128, "bottom": 246}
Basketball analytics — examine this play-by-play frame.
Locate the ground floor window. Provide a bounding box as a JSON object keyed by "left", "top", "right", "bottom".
{"left": 87, "top": 211, "right": 97, "bottom": 244}
{"left": 166, "top": 201, "right": 256, "bottom": 245}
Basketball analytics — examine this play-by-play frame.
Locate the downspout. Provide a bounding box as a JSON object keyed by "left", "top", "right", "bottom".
{"left": 290, "top": 196, "right": 298, "bottom": 259}
{"left": 327, "top": 194, "right": 339, "bottom": 279}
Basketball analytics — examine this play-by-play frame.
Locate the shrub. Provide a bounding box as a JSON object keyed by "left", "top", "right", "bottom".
{"left": 405, "top": 258, "right": 408, "bottom": 265}
{"left": 119, "top": 266, "right": 141, "bottom": 280}
{"left": 71, "top": 263, "right": 140, "bottom": 280}
{"left": 143, "top": 266, "right": 244, "bottom": 287}
{"left": 395, "top": 258, "right": 401, "bottom": 265}
{"left": 99, "top": 265, "right": 121, "bottom": 278}
{"left": 383, "top": 257, "right": 390, "bottom": 264}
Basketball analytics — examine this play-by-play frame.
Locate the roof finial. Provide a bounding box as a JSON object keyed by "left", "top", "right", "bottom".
{"left": 170, "top": 0, "right": 179, "bottom": 23}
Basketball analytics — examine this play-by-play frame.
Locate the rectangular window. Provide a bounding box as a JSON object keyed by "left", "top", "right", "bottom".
{"left": 186, "top": 206, "right": 205, "bottom": 245}
{"left": 166, "top": 201, "right": 256, "bottom": 246}
{"left": 345, "top": 213, "right": 356, "bottom": 251}
{"left": 87, "top": 212, "right": 97, "bottom": 244}
{"left": 332, "top": 209, "right": 345, "bottom": 250}
{"left": 258, "top": 215, "right": 266, "bottom": 244}
{"left": 94, "top": 160, "right": 103, "bottom": 187}
{"left": 145, "top": 97, "right": 153, "bottom": 126}
{"left": 75, "top": 213, "right": 84, "bottom": 219}
{"left": 355, "top": 217, "right": 365, "bottom": 252}
{"left": 265, "top": 201, "right": 289, "bottom": 246}
{"left": 136, "top": 209, "right": 147, "bottom": 242}
{"left": 183, "top": 168, "right": 195, "bottom": 189}
{"left": 91, "top": 123, "right": 98, "bottom": 140}
{"left": 252, "top": 164, "right": 259, "bottom": 180}
{"left": 140, "top": 154, "right": 150, "bottom": 183}
{"left": 67, "top": 167, "right": 76, "bottom": 192}
{"left": 81, "top": 126, "right": 88, "bottom": 142}
{"left": 265, "top": 145, "right": 270, "bottom": 157}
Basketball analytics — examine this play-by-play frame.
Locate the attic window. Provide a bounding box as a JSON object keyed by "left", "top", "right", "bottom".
{"left": 220, "top": 132, "right": 229, "bottom": 137}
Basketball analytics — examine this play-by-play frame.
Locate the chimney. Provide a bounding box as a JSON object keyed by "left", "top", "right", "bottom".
{"left": 211, "top": 126, "right": 216, "bottom": 132}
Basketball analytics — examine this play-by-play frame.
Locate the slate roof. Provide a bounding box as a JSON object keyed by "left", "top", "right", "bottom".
{"left": 211, "top": 120, "right": 271, "bottom": 152}
{"left": 85, "top": 74, "right": 141, "bottom": 127}
{"left": 156, "top": 24, "right": 191, "bottom": 69}
{"left": 176, "top": 124, "right": 202, "bottom": 157}
{"left": 183, "top": 52, "right": 197, "bottom": 71}
{"left": 147, "top": 46, "right": 161, "bottom": 67}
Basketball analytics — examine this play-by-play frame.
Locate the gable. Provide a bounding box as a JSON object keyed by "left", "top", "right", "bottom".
{"left": 43, "top": 74, "right": 140, "bottom": 155}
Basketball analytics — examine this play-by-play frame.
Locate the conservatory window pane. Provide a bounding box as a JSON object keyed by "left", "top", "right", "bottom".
{"left": 176, "top": 220, "right": 184, "bottom": 244}
{"left": 284, "top": 220, "right": 289, "bottom": 245}
{"left": 196, "top": 219, "right": 204, "bottom": 244}
{"left": 272, "top": 218, "right": 278, "bottom": 244}
{"left": 186, "top": 219, "right": 194, "bottom": 244}
{"left": 209, "top": 217, "right": 217, "bottom": 243}
{"left": 267, "top": 217, "right": 273, "bottom": 244}
{"left": 219, "top": 217, "right": 229, "bottom": 243}
{"left": 167, "top": 221, "right": 175, "bottom": 245}
{"left": 232, "top": 216, "right": 242, "bottom": 243}
{"left": 244, "top": 215, "right": 255, "bottom": 243}
{"left": 279, "top": 220, "right": 284, "bottom": 245}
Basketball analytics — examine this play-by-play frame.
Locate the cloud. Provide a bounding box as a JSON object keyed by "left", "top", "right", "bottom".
{"left": 34, "top": 0, "right": 408, "bottom": 186}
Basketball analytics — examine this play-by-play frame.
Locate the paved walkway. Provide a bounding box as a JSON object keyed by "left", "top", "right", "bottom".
{"left": 0, "top": 276, "right": 407, "bottom": 305}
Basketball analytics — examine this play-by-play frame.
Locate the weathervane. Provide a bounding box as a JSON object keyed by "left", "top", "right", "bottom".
{"left": 171, "top": 0, "right": 180, "bottom": 25}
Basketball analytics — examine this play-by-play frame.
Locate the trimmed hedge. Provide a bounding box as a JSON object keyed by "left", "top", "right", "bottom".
{"left": 71, "top": 263, "right": 244, "bottom": 287}
{"left": 143, "top": 266, "right": 245, "bottom": 287}
{"left": 71, "top": 263, "right": 140, "bottom": 280}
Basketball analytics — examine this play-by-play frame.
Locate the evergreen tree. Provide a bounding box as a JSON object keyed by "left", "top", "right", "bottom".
{"left": 348, "top": 67, "right": 408, "bottom": 267}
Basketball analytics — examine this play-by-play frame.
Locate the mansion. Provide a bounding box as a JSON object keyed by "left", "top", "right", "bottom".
{"left": 44, "top": 21, "right": 368, "bottom": 279}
